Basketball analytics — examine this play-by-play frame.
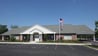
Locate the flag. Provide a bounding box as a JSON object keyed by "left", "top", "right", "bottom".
{"left": 59, "top": 18, "right": 64, "bottom": 31}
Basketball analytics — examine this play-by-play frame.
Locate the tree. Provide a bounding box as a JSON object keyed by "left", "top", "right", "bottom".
{"left": 0, "top": 24, "right": 8, "bottom": 34}
{"left": 10, "top": 25, "right": 18, "bottom": 29}
{"left": 95, "top": 21, "right": 98, "bottom": 39}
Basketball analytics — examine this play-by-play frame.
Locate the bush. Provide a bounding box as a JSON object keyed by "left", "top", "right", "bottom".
{"left": 10, "top": 36, "right": 16, "bottom": 41}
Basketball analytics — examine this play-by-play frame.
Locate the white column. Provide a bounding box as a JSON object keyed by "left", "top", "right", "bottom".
{"left": 2, "top": 36, "right": 4, "bottom": 41}
{"left": 39, "top": 34, "right": 42, "bottom": 41}
{"left": 30, "top": 34, "right": 33, "bottom": 41}
{"left": 93, "top": 35, "right": 96, "bottom": 42}
{"left": 9, "top": 35, "right": 12, "bottom": 40}
{"left": 54, "top": 33, "right": 55, "bottom": 41}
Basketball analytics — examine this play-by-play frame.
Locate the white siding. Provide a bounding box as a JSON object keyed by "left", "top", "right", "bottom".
{"left": 20, "top": 25, "right": 55, "bottom": 34}
{"left": 64, "top": 35, "right": 72, "bottom": 40}
{"left": 14, "top": 36, "right": 20, "bottom": 40}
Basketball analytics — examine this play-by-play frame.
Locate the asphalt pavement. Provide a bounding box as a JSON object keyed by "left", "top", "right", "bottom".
{"left": 0, "top": 44, "right": 98, "bottom": 56}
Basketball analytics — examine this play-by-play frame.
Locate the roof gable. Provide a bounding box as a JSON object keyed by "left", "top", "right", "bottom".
{"left": 20, "top": 25, "right": 56, "bottom": 34}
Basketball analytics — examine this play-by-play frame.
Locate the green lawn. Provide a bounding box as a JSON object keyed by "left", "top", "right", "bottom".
{"left": 0, "top": 40, "right": 29, "bottom": 42}
{"left": 88, "top": 45, "right": 98, "bottom": 49}
{"left": 42, "top": 40, "right": 83, "bottom": 43}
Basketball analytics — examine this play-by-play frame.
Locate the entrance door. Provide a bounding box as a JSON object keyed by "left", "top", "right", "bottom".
{"left": 33, "top": 33, "right": 39, "bottom": 42}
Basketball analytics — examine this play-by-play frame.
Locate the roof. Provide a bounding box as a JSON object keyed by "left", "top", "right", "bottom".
{"left": 44, "top": 24, "right": 94, "bottom": 34}
{"left": 2, "top": 24, "right": 94, "bottom": 35}
{"left": 44, "top": 24, "right": 75, "bottom": 33}
{"left": 2, "top": 26, "right": 31, "bottom": 35}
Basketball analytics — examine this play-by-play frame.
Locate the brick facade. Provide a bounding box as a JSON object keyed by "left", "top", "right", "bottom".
{"left": 56, "top": 35, "right": 64, "bottom": 40}
{"left": 72, "top": 35, "right": 77, "bottom": 40}
{"left": 19, "top": 35, "right": 23, "bottom": 41}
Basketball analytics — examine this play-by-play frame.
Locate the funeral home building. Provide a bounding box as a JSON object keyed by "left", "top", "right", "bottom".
{"left": 0, "top": 24, "right": 95, "bottom": 42}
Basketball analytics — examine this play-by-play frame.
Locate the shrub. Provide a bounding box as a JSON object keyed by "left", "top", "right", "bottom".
{"left": 10, "top": 36, "right": 16, "bottom": 41}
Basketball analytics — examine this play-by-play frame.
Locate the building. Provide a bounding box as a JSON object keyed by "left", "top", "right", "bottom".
{"left": 0, "top": 24, "right": 95, "bottom": 42}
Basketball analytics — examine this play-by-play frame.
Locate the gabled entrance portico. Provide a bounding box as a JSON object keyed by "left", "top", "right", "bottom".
{"left": 29, "top": 29, "right": 43, "bottom": 42}
{"left": 20, "top": 25, "right": 56, "bottom": 42}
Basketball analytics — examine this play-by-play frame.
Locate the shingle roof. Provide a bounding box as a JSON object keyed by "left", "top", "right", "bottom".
{"left": 44, "top": 24, "right": 75, "bottom": 33}
{"left": 2, "top": 24, "right": 94, "bottom": 35}
{"left": 2, "top": 26, "right": 31, "bottom": 35}
{"left": 44, "top": 24, "right": 94, "bottom": 34}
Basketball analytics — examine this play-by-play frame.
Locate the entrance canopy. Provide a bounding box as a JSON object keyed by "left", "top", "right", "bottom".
{"left": 20, "top": 25, "right": 56, "bottom": 34}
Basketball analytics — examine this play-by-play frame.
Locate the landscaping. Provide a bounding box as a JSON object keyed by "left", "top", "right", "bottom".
{"left": 0, "top": 36, "right": 29, "bottom": 42}
{"left": 0, "top": 38, "right": 83, "bottom": 43}
{"left": 42, "top": 40, "right": 83, "bottom": 43}
{"left": 88, "top": 45, "right": 98, "bottom": 49}
{"left": 0, "top": 40, "right": 28, "bottom": 42}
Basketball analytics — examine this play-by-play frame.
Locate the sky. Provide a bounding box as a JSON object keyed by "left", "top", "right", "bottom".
{"left": 0, "top": 0, "right": 98, "bottom": 30}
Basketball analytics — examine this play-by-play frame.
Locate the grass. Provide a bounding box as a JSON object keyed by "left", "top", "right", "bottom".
{"left": 0, "top": 40, "right": 29, "bottom": 42}
{"left": 88, "top": 45, "right": 98, "bottom": 49}
{"left": 42, "top": 40, "right": 83, "bottom": 43}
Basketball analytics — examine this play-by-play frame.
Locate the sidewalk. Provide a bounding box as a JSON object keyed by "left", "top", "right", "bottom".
{"left": 0, "top": 42, "right": 92, "bottom": 45}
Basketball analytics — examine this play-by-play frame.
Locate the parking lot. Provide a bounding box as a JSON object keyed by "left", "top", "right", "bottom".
{"left": 0, "top": 44, "right": 98, "bottom": 56}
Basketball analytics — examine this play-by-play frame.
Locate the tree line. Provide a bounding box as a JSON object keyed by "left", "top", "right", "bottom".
{"left": 0, "top": 25, "right": 18, "bottom": 34}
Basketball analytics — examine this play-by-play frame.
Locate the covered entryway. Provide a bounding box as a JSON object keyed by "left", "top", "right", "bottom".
{"left": 33, "top": 32, "right": 39, "bottom": 42}
{"left": 21, "top": 25, "right": 56, "bottom": 42}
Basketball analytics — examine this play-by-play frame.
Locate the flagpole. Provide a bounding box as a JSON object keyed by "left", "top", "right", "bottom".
{"left": 59, "top": 18, "right": 63, "bottom": 41}
{"left": 59, "top": 19, "right": 61, "bottom": 41}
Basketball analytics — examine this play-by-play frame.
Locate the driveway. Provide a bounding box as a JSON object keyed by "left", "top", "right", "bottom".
{"left": 0, "top": 44, "right": 98, "bottom": 56}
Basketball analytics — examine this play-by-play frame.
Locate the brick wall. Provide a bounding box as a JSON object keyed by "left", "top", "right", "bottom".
{"left": 56, "top": 35, "right": 64, "bottom": 40}
{"left": 72, "top": 35, "right": 77, "bottom": 40}
{"left": 19, "top": 35, "right": 23, "bottom": 41}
